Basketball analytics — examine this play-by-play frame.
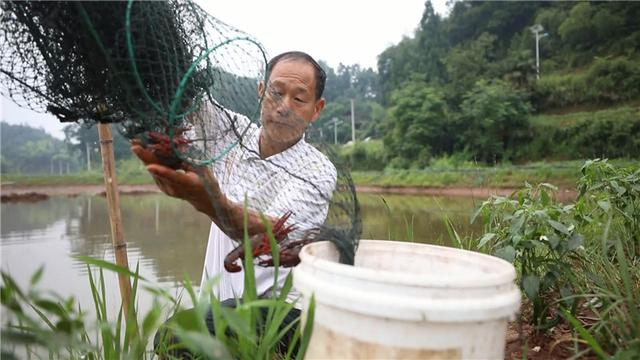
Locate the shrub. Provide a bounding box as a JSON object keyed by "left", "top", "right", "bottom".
{"left": 568, "top": 112, "right": 640, "bottom": 159}
{"left": 532, "top": 57, "right": 640, "bottom": 109}
{"left": 428, "top": 152, "right": 476, "bottom": 170}
{"left": 339, "top": 140, "right": 387, "bottom": 171}
{"left": 569, "top": 160, "right": 640, "bottom": 357}
{"left": 585, "top": 57, "right": 640, "bottom": 103}
{"left": 523, "top": 106, "right": 640, "bottom": 161}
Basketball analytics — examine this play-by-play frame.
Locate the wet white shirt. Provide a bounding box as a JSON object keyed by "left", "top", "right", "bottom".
{"left": 197, "top": 105, "right": 336, "bottom": 306}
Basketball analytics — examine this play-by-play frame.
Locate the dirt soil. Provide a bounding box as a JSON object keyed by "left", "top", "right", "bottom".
{"left": 356, "top": 185, "right": 577, "bottom": 201}
{"left": 1, "top": 191, "right": 50, "bottom": 203}
{"left": 504, "top": 321, "right": 591, "bottom": 359}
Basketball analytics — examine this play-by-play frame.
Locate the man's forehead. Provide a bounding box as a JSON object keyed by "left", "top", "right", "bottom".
{"left": 270, "top": 59, "right": 314, "bottom": 79}
{"left": 266, "top": 58, "right": 319, "bottom": 98}
{"left": 269, "top": 79, "right": 310, "bottom": 94}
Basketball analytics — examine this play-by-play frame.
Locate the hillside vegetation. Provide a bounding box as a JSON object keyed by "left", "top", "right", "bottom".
{"left": 313, "top": 1, "right": 640, "bottom": 169}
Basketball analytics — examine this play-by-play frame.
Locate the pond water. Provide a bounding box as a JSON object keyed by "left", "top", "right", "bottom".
{"left": 0, "top": 192, "right": 483, "bottom": 313}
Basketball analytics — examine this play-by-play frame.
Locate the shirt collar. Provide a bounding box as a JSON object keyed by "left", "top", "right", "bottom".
{"left": 241, "top": 127, "right": 306, "bottom": 167}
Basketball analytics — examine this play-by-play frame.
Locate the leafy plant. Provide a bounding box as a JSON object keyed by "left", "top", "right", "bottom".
{"left": 561, "top": 159, "right": 640, "bottom": 357}
{"left": 576, "top": 159, "right": 640, "bottom": 254}
{"left": 468, "top": 159, "right": 640, "bottom": 357}
{"left": 472, "top": 182, "right": 583, "bottom": 326}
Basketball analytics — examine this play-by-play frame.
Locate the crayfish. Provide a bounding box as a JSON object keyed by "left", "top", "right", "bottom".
{"left": 223, "top": 211, "right": 360, "bottom": 272}
{"left": 224, "top": 211, "right": 316, "bottom": 272}
{"left": 139, "top": 128, "right": 192, "bottom": 170}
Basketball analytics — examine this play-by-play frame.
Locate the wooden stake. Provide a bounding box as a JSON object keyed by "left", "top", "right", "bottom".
{"left": 97, "top": 123, "right": 133, "bottom": 320}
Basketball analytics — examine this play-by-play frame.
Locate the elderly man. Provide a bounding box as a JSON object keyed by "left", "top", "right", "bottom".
{"left": 132, "top": 51, "right": 335, "bottom": 356}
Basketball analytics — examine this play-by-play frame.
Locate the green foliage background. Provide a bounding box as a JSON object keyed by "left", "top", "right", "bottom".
{"left": 3, "top": 1, "right": 639, "bottom": 175}
{"left": 374, "top": 1, "right": 640, "bottom": 168}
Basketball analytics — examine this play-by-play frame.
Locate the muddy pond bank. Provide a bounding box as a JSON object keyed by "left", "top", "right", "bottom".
{"left": 1, "top": 183, "right": 576, "bottom": 202}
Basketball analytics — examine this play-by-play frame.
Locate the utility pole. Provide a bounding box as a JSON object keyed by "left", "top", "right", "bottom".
{"left": 530, "top": 24, "right": 548, "bottom": 80}
{"left": 350, "top": 99, "right": 356, "bottom": 143}
{"left": 332, "top": 117, "right": 338, "bottom": 145}
{"left": 86, "top": 142, "right": 91, "bottom": 171}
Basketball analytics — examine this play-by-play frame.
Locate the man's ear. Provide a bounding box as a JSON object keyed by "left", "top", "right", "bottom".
{"left": 310, "top": 98, "right": 326, "bottom": 123}
{"left": 257, "top": 81, "right": 264, "bottom": 98}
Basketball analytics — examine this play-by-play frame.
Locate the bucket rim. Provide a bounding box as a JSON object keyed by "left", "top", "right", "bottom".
{"left": 298, "top": 240, "right": 517, "bottom": 288}
{"left": 294, "top": 265, "right": 521, "bottom": 322}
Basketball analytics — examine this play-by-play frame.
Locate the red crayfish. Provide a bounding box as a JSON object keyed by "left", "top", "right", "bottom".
{"left": 224, "top": 211, "right": 316, "bottom": 272}
{"left": 142, "top": 129, "right": 192, "bottom": 170}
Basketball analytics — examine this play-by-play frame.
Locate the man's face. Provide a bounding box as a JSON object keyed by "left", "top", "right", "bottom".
{"left": 258, "top": 59, "right": 325, "bottom": 146}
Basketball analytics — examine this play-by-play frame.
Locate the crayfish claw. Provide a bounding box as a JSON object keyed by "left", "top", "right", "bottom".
{"left": 273, "top": 211, "right": 293, "bottom": 231}
{"left": 223, "top": 211, "right": 304, "bottom": 272}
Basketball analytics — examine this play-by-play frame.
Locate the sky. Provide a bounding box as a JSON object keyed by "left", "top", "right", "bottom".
{"left": 1, "top": 0, "right": 449, "bottom": 140}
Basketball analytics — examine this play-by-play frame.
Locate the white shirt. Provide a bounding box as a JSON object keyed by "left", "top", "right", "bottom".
{"left": 196, "top": 104, "right": 336, "bottom": 306}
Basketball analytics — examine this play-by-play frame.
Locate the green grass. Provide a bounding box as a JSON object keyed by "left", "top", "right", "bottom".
{"left": 1, "top": 172, "right": 154, "bottom": 186}
{"left": 352, "top": 161, "right": 585, "bottom": 189}
{"left": 3, "top": 157, "right": 637, "bottom": 194}
{"left": 530, "top": 104, "right": 640, "bottom": 128}
{"left": 2, "top": 158, "right": 154, "bottom": 186}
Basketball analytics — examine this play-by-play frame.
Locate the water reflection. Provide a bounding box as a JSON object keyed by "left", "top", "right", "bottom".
{"left": 1, "top": 192, "right": 481, "bottom": 310}
{"left": 1, "top": 195, "right": 210, "bottom": 316}
{"left": 359, "top": 193, "right": 483, "bottom": 243}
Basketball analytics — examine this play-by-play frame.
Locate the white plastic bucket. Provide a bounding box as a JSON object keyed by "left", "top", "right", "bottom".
{"left": 294, "top": 240, "right": 520, "bottom": 359}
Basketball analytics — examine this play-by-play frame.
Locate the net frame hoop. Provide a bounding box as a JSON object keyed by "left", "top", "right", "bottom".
{"left": 168, "top": 36, "right": 269, "bottom": 167}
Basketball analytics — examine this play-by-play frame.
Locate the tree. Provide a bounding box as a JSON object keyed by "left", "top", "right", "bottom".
{"left": 445, "top": 32, "right": 498, "bottom": 103}
{"left": 414, "top": 1, "right": 449, "bottom": 84}
{"left": 558, "top": 3, "right": 596, "bottom": 50}
{"left": 62, "top": 123, "right": 132, "bottom": 170}
{"left": 383, "top": 76, "right": 451, "bottom": 168}
{"left": 458, "top": 80, "right": 531, "bottom": 163}
{"left": 319, "top": 60, "right": 340, "bottom": 102}
{"left": 314, "top": 61, "right": 384, "bottom": 143}
{"left": 0, "top": 122, "right": 75, "bottom": 173}
{"left": 446, "top": 2, "right": 544, "bottom": 48}
{"left": 377, "top": 1, "right": 450, "bottom": 104}
{"left": 377, "top": 37, "right": 420, "bottom": 105}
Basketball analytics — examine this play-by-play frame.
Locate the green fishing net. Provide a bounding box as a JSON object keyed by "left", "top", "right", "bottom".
{"left": 1, "top": 0, "right": 360, "bottom": 267}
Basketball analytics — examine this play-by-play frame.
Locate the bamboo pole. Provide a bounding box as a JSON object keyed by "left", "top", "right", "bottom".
{"left": 97, "top": 123, "right": 133, "bottom": 320}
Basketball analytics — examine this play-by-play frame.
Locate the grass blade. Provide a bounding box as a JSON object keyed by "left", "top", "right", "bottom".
{"left": 296, "top": 295, "right": 315, "bottom": 360}
{"left": 561, "top": 308, "right": 608, "bottom": 359}
{"left": 75, "top": 256, "right": 147, "bottom": 281}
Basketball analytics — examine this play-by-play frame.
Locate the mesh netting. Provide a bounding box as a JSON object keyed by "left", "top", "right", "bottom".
{"left": 1, "top": 0, "right": 360, "bottom": 269}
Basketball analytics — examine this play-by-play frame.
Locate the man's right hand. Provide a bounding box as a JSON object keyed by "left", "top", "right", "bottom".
{"left": 130, "top": 140, "right": 224, "bottom": 217}
{"left": 130, "top": 139, "right": 278, "bottom": 241}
